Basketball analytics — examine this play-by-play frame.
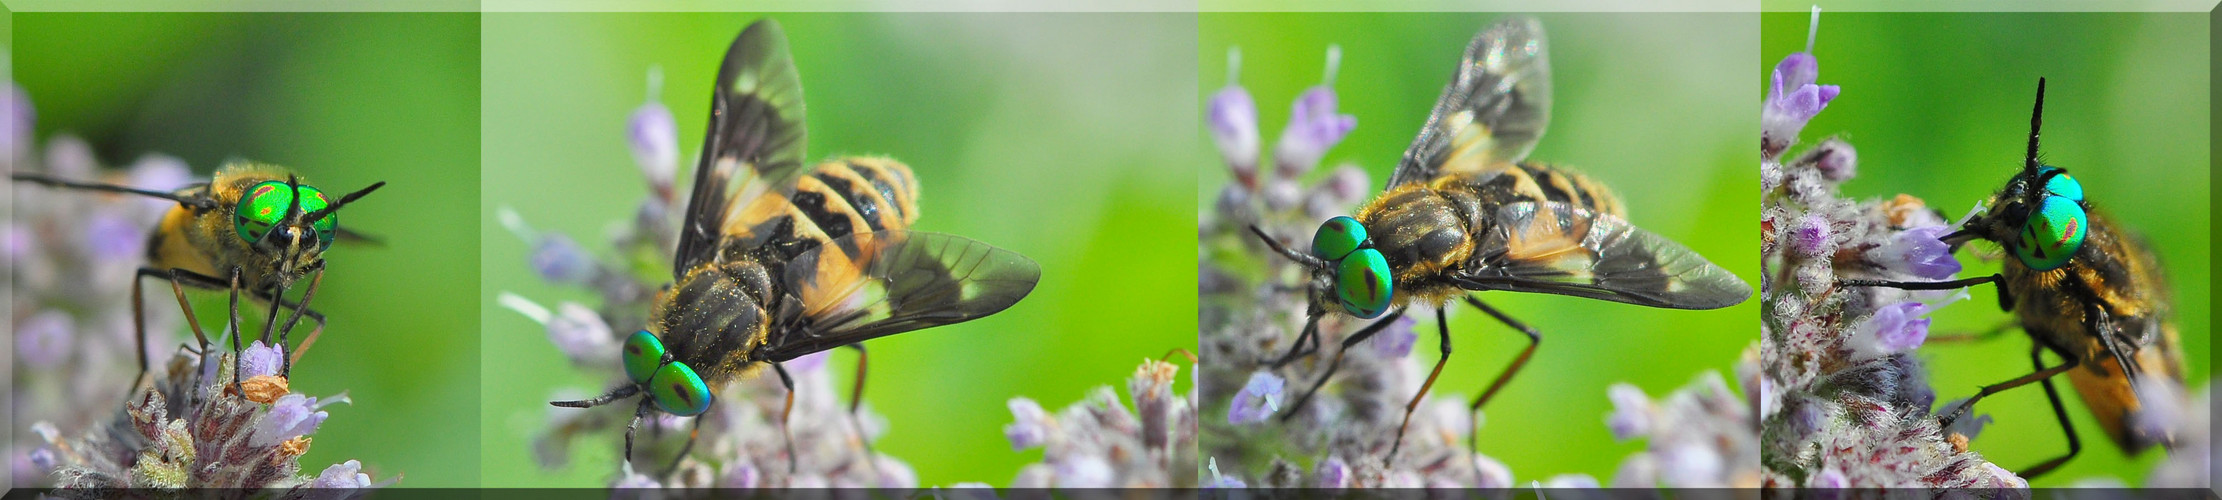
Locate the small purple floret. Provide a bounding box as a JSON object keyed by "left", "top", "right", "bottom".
{"left": 17, "top": 310, "right": 73, "bottom": 370}
{"left": 252, "top": 394, "right": 329, "bottom": 447}
{"left": 1208, "top": 86, "right": 1260, "bottom": 181}
{"left": 1855, "top": 302, "right": 1930, "bottom": 358}
{"left": 1227, "top": 371, "right": 1285, "bottom": 425}
{"left": 628, "top": 101, "right": 678, "bottom": 192}
{"left": 530, "top": 234, "right": 597, "bottom": 284}
{"left": 1605, "top": 383, "right": 1651, "bottom": 441}
{"left": 1273, "top": 86, "right": 1356, "bottom": 178}
{"left": 1368, "top": 315, "right": 1419, "bottom": 358}
{"left": 1004, "top": 398, "right": 1048, "bottom": 450}
{"left": 1868, "top": 225, "right": 1961, "bottom": 280}
{"left": 240, "top": 341, "right": 285, "bottom": 379}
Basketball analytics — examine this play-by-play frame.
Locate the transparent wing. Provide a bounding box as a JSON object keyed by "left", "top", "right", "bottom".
{"left": 1389, "top": 17, "right": 1553, "bottom": 188}
{"left": 762, "top": 231, "right": 1041, "bottom": 361}
{"left": 1457, "top": 201, "right": 1749, "bottom": 310}
{"left": 674, "top": 18, "right": 810, "bottom": 278}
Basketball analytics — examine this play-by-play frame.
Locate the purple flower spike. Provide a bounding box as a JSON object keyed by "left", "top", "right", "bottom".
{"left": 547, "top": 302, "right": 614, "bottom": 363}
{"left": 1604, "top": 383, "right": 1651, "bottom": 441}
{"left": 1227, "top": 371, "right": 1285, "bottom": 425}
{"left": 530, "top": 233, "right": 597, "bottom": 285}
{"left": 1274, "top": 86, "right": 1357, "bottom": 178}
{"left": 1853, "top": 301, "right": 1930, "bottom": 359}
{"left": 628, "top": 101, "right": 677, "bottom": 196}
{"left": 1209, "top": 85, "right": 1260, "bottom": 185}
{"left": 720, "top": 462, "right": 761, "bottom": 489}
{"left": 252, "top": 394, "right": 329, "bottom": 447}
{"left": 240, "top": 341, "right": 284, "bottom": 379}
{"left": 1003, "top": 397, "right": 1049, "bottom": 450}
{"left": 1368, "top": 314, "right": 1419, "bottom": 358}
{"left": 1868, "top": 225, "right": 1962, "bottom": 280}
{"left": 18, "top": 310, "right": 73, "bottom": 370}
{"left": 1762, "top": 52, "right": 1840, "bottom": 153}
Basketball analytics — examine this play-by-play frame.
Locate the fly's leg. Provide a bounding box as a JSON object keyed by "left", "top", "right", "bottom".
{"left": 1463, "top": 295, "right": 1542, "bottom": 456}
{"left": 1280, "top": 308, "right": 1407, "bottom": 422}
{"left": 1386, "top": 308, "right": 1453, "bottom": 465}
{"left": 2020, "top": 344, "right": 2081, "bottom": 479}
{"left": 773, "top": 362, "right": 799, "bottom": 476}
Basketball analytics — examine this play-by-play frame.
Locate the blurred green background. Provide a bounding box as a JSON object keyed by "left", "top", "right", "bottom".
{"left": 1764, "top": 12, "right": 2209, "bottom": 486}
{"left": 479, "top": 13, "right": 1197, "bottom": 486}
{"left": 1200, "top": 14, "right": 1757, "bottom": 480}
{"left": 14, "top": 13, "right": 481, "bottom": 486}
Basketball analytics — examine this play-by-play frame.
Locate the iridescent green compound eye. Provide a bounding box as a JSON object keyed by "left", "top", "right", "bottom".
{"left": 2015, "top": 195, "right": 2086, "bottom": 271}
{"left": 648, "top": 361, "right": 713, "bottom": 416}
{"left": 233, "top": 181, "right": 332, "bottom": 245}
{"left": 1335, "top": 248, "right": 1393, "bottom": 318}
{"left": 1312, "top": 216, "right": 1367, "bottom": 261}
{"left": 2038, "top": 167, "right": 2084, "bottom": 202}
{"left": 621, "top": 330, "right": 667, "bottom": 384}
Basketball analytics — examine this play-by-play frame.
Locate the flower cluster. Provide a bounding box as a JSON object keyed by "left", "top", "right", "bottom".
{"left": 1603, "top": 346, "right": 1764, "bottom": 488}
{"left": 992, "top": 358, "right": 1198, "bottom": 487}
{"left": 8, "top": 82, "right": 386, "bottom": 494}
{"left": 503, "top": 71, "right": 911, "bottom": 489}
{"left": 1756, "top": 15, "right": 2024, "bottom": 491}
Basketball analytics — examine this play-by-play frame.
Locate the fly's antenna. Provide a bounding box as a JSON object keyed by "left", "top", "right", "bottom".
{"left": 2026, "top": 77, "right": 2046, "bottom": 172}
{"left": 302, "top": 181, "right": 388, "bottom": 222}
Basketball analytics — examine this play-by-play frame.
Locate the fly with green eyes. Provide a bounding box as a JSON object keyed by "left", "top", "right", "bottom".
{"left": 548, "top": 19, "right": 1041, "bottom": 476}
{"left": 1248, "top": 17, "right": 1752, "bottom": 463}
{"left": 12, "top": 161, "right": 386, "bottom": 391}
{"left": 1844, "top": 79, "right": 2185, "bottom": 479}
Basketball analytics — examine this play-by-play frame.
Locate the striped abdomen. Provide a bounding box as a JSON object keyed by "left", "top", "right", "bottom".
{"left": 722, "top": 157, "right": 921, "bottom": 267}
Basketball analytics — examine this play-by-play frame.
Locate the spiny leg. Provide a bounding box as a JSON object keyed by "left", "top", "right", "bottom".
{"left": 227, "top": 267, "right": 246, "bottom": 393}
{"left": 1939, "top": 350, "right": 2080, "bottom": 428}
{"left": 2020, "top": 344, "right": 2081, "bottom": 479}
{"left": 1280, "top": 308, "right": 1406, "bottom": 422}
{"left": 773, "top": 362, "right": 800, "bottom": 476}
{"left": 664, "top": 408, "right": 707, "bottom": 477}
{"left": 1463, "top": 295, "right": 1541, "bottom": 456}
{"left": 273, "top": 269, "right": 327, "bottom": 375}
{"left": 1387, "top": 307, "right": 1453, "bottom": 465}
{"left": 1266, "top": 313, "right": 1323, "bottom": 369}
{"left": 131, "top": 268, "right": 211, "bottom": 394}
{"left": 622, "top": 397, "right": 650, "bottom": 473}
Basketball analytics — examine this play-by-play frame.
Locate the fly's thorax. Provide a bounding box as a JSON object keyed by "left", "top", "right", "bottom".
{"left": 655, "top": 261, "right": 776, "bottom": 388}
{"left": 1356, "top": 184, "right": 1475, "bottom": 282}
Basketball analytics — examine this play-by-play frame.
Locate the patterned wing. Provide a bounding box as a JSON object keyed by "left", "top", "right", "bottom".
{"left": 1389, "top": 16, "right": 1553, "bottom": 188}
{"left": 673, "top": 18, "right": 811, "bottom": 278}
{"left": 1456, "top": 201, "right": 1748, "bottom": 309}
{"left": 761, "top": 231, "right": 1041, "bottom": 361}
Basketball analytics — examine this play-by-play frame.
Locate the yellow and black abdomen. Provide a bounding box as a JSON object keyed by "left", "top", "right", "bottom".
{"left": 722, "top": 157, "right": 921, "bottom": 266}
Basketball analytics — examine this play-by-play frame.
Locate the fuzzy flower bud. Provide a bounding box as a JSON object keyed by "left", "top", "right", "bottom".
{"left": 1852, "top": 301, "right": 1929, "bottom": 360}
